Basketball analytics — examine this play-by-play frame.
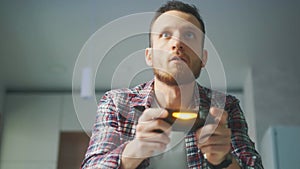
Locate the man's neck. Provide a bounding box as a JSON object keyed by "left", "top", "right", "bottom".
{"left": 154, "top": 77, "right": 195, "bottom": 110}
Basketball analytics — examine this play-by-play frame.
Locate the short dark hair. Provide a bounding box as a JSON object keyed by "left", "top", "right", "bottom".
{"left": 149, "top": 0, "right": 206, "bottom": 47}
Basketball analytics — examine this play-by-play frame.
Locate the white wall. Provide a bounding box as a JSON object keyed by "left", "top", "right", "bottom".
{"left": 243, "top": 69, "right": 257, "bottom": 144}
{"left": 0, "top": 85, "right": 4, "bottom": 120}
{"left": 0, "top": 92, "right": 101, "bottom": 169}
{"left": 1, "top": 94, "right": 61, "bottom": 169}
{"left": 0, "top": 85, "right": 4, "bottom": 151}
{"left": 61, "top": 93, "right": 99, "bottom": 133}
{"left": 261, "top": 126, "right": 300, "bottom": 169}
{"left": 252, "top": 55, "right": 300, "bottom": 150}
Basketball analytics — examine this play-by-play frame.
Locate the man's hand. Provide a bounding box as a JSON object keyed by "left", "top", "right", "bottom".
{"left": 196, "top": 107, "right": 231, "bottom": 165}
{"left": 121, "top": 108, "right": 171, "bottom": 169}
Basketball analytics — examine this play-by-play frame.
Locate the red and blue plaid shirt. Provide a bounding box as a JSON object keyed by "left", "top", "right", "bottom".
{"left": 81, "top": 79, "right": 263, "bottom": 168}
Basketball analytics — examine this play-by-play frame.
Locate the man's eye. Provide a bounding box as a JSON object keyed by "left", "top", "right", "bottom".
{"left": 185, "top": 32, "right": 195, "bottom": 39}
{"left": 161, "top": 32, "right": 171, "bottom": 38}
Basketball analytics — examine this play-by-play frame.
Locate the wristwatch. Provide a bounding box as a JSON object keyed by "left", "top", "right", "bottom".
{"left": 206, "top": 153, "right": 232, "bottom": 169}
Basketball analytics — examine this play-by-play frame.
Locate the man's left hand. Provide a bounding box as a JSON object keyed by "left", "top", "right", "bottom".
{"left": 195, "top": 107, "right": 231, "bottom": 165}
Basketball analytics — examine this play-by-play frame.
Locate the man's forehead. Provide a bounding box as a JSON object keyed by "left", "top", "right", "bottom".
{"left": 152, "top": 10, "right": 202, "bottom": 31}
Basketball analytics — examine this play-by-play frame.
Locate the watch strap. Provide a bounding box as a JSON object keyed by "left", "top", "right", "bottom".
{"left": 206, "top": 153, "right": 232, "bottom": 169}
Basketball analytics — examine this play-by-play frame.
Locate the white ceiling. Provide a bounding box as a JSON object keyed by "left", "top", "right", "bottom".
{"left": 0, "top": 0, "right": 299, "bottom": 92}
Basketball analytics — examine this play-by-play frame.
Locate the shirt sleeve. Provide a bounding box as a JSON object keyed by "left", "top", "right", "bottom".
{"left": 81, "top": 92, "right": 127, "bottom": 169}
{"left": 227, "top": 96, "right": 264, "bottom": 169}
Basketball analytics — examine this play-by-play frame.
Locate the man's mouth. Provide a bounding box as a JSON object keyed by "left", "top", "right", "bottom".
{"left": 170, "top": 56, "right": 188, "bottom": 63}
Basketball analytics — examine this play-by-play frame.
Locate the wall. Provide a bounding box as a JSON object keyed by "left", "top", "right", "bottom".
{"left": 0, "top": 94, "right": 61, "bottom": 169}
{"left": 261, "top": 126, "right": 300, "bottom": 169}
{"left": 0, "top": 86, "right": 4, "bottom": 124}
{"left": 243, "top": 69, "right": 257, "bottom": 144}
{"left": 0, "top": 85, "right": 4, "bottom": 152}
{"left": 252, "top": 54, "right": 300, "bottom": 150}
{"left": 61, "top": 93, "right": 99, "bottom": 133}
{"left": 0, "top": 92, "right": 101, "bottom": 169}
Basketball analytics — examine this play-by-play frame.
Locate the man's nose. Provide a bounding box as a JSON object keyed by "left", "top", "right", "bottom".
{"left": 171, "top": 36, "right": 184, "bottom": 51}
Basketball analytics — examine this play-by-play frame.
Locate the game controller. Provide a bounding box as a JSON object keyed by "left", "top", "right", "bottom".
{"left": 156, "top": 108, "right": 209, "bottom": 133}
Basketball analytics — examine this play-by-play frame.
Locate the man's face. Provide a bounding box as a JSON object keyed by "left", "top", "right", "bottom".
{"left": 146, "top": 10, "right": 207, "bottom": 86}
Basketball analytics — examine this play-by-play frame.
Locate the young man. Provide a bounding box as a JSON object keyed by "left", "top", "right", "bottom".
{"left": 81, "top": 1, "right": 263, "bottom": 168}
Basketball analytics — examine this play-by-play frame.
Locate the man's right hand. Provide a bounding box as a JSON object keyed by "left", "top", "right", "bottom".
{"left": 121, "top": 108, "right": 171, "bottom": 169}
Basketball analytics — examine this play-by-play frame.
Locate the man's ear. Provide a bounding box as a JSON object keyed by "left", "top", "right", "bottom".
{"left": 201, "top": 49, "right": 208, "bottom": 68}
{"left": 145, "top": 47, "right": 153, "bottom": 66}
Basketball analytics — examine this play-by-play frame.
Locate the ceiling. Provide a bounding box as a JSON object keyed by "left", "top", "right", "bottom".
{"left": 0, "top": 0, "right": 299, "bottom": 92}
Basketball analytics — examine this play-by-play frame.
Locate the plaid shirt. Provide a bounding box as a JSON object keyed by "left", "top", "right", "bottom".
{"left": 81, "top": 79, "right": 263, "bottom": 169}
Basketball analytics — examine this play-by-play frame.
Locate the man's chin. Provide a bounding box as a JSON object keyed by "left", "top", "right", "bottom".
{"left": 154, "top": 73, "right": 196, "bottom": 86}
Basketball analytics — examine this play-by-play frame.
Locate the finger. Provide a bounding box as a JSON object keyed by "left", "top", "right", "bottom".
{"left": 139, "top": 108, "right": 168, "bottom": 122}
{"left": 209, "top": 107, "right": 228, "bottom": 125}
{"left": 219, "top": 111, "right": 228, "bottom": 126}
{"left": 197, "top": 124, "right": 231, "bottom": 138}
{"left": 153, "top": 124, "right": 172, "bottom": 136}
{"left": 146, "top": 142, "right": 168, "bottom": 154}
{"left": 199, "top": 144, "right": 231, "bottom": 155}
{"left": 196, "top": 124, "right": 217, "bottom": 143}
{"left": 198, "top": 133, "right": 231, "bottom": 147}
{"left": 125, "top": 140, "right": 168, "bottom": 158}
{"left": 136, "top": 131, "right": 171, "bottom": 145}
{"left": 150, "top": 119, "right": 172, "bottom": 134}
{"left": 196, "top": 124, "right": 231, "bottom": 143}
{"left": 136, "top": 119, "right": 172, "bottom": 135}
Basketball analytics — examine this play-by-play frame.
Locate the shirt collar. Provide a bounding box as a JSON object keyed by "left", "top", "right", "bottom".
{"left": 131, "top": 79, "right": 155, "bottom": 108}
{"left": 131, "top": 79, "right": 202, "bottom": 111}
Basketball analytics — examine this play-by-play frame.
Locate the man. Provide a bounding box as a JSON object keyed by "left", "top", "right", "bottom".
{"left": 81, "top": 1, "right": 263, "bottom": 168}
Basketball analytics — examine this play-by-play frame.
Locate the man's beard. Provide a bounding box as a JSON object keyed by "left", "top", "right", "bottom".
{"left": 153, "top": 66, "right": 201, "bottom": 86}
